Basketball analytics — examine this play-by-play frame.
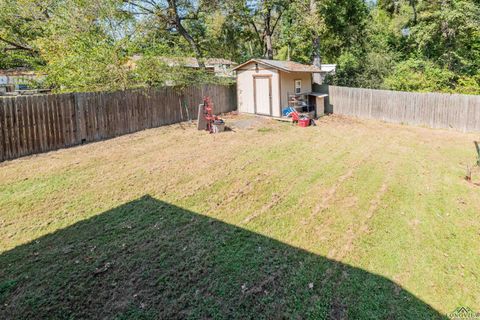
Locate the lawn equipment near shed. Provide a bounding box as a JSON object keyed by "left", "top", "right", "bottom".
{"left": 197, "top": 96, "right": 225, "bottom": 133}
{"left": 282, "top": 107, "right": 313, "bottom": 127}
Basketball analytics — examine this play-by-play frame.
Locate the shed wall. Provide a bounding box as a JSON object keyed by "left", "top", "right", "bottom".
{"left": 279, "top": 71, "right": 312, "bottom": 109}
{"left": 236, "top": 64, "right": 280, "bottom": 117}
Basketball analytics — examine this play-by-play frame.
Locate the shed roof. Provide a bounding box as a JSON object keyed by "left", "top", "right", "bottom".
{"left": 233, "top": 59, "right": 322, "bottom": 73}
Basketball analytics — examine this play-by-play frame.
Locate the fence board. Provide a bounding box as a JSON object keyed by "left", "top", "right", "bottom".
{"left": 12, "top": 98, "right": 21, "bottom": 156}
{"left": 0, "top": 84, "right": 236, "bottom": 162}
{"left": 318, "top": 86, "right": 480, "bottom": 132}
{"left": 24, "top": 96, "right": 31, "bottom": 153}
{"left": 3, "top": 99, "right": 11, "bottom": 159}
{"left": 48, "top": 94, "right": 56, "bottom": 149}
{"left": 36, "top": 95, "right": 45, "bottom": 152}
{"left": 6, "top": 99, "right": 14, "bottom": 158}
{"left": 0, "top": 99, "right": 6, "bottom": 161}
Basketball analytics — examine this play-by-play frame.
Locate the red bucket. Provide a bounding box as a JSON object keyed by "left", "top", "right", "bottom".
{"left": 298, "top": 119, "right": 310, "bottom": 127}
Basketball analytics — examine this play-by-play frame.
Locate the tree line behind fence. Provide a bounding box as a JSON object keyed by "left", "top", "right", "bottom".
{"left": 315, "top": 85, "right": 480, "bottom": 133}
{"left": 0, "top": 85, "right": 236, "bottom": 162}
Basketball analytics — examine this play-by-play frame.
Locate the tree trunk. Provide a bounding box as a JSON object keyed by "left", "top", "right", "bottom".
{"left": 265, "top": 34, "right": 273, "bottom": 59}
{"left": 312, "top": 34, "right": 321, "bottom": 67}
{"left": 311, "top": 33, "right": 323, "bottom": 84}
{"left": 167, "top": 0, "right": 205, "bottom": 68}
{"left": 264, "top": 8, "right": 273, "bottom": 60}
{"left": 310, "top": 0, "right": 323, "bottom": 84}
{"left": 394, "top": 0, "right": 400, "bottom": 14}
{"left": 0, "top": 36, "right": 36, "bottom": 52}
{"left": 409, "top": 0, "right": 417, "bottom": 24}
{"left": 176, "top": 22, "right": 205, "bottom": 68}
{"left": 310, "top": 0, "right": 321, "bottom": 67}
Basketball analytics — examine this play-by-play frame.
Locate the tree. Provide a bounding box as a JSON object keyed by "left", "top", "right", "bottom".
{"left": 310, "top": 0, "right": 322, "bottom": 67}
{"left": 226, "top": 0, "right": 292, "bottom": 59}
{"left": 370, "top": 0, "right": 480, "bottom": 93}
{"left": 0, "top": 0, "right": 53, "bottom": 53}
{"left": 409, "top": 0, "right": 418, "bottom": 25}
{"left": 281, "top": 0, "right": 325, "bottom": 65}
{"left": 0, "top": 0, "right": 57, "bottom": 68}
{"left": 34, "top": 0, "right": 132, "bottom": 92}
{"left": 0, "top": 0, "right": 477, "bottom": 94}
{"left": 408, "top": 0, "right": 480, "bottom": 74}
{"left": 123, "top": 0, "right": 220, "bottom": 67}
{"left": 384, "top": 58, "right": 456, "bottom": 92}
{"left": 377, "top": 0, "right": 418, "bottom": 25}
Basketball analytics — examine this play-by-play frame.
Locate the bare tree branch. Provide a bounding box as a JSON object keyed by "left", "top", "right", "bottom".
{"left": 270, "top": 9, "right": 284, "bottom": 35}
{"left": 0, "top": 36, "right": 36, "bottom": 52}
{"left": 124, "top": 0, "right": 155, "bottom": 14}
{"left": 167, "top": 0, "right": 205, "bottom": 67}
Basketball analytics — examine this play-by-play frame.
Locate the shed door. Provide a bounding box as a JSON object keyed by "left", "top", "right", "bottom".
{"left": 254, "top": 76, "right": 272, "bottom": 116}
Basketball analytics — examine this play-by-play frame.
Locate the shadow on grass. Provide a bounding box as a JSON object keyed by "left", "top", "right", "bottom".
{"left": 0, "top": 196, "right": 446, "bottom": 319}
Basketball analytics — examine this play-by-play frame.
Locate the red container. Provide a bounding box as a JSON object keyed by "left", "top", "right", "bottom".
{"left": 298, "top": 119, "right": 310, "bottom": 127}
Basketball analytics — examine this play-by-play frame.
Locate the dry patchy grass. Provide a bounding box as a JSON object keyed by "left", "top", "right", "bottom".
{"left": 1, "top": 114, "right": 479, "bottom": 319}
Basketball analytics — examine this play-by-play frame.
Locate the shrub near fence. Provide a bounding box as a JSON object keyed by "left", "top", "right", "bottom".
{"left": 0, "top": 84, "right": 236, "bottom": 162}
{"left": 316, "top": 85, "right": 480, "bottom": 132}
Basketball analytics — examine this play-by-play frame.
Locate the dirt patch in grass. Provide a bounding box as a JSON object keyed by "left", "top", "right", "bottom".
{"left": 227, "top": 114, "right": 273, "bottom": 130}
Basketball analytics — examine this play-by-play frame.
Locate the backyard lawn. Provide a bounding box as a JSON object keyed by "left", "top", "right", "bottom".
{"left": 1, "top": 114, "right": 479, "bottom": 319}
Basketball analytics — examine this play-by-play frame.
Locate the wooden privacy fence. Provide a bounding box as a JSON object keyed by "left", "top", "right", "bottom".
{"left": 0, "top": 84, "right": 236, "bottom": 162}
{"left": 318, "top": 86, "right": 480, "bottom": 132}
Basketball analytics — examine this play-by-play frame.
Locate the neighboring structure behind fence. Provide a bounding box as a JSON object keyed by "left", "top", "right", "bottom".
{"left": 0, "top": 85, "right": 236, "bottom": 162}
{"left": 315, "top": 85, "right": 480, "bottom": 132}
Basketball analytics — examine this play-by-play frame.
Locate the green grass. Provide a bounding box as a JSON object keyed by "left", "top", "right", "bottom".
{"left": 257, "top": 127, "right": 274, "bottom": 133}
{"left": 0, "top": 116, "right": 479, "bottom": 319}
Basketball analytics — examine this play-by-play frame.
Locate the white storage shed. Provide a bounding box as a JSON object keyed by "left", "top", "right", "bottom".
{"left": 233, "top": 59, "right": 322, "bottom": 117}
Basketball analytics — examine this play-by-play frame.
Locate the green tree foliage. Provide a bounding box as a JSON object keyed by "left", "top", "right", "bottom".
{"left": 0, "top": 0, "right": 53, "bottom": 68}
{"left": 221, "top": 0, "right": 293, "bottom": 60}
{"left": 34, "top": 1, "right": 132, "bottom": 92}
{"left": 39, "top": 32, "right": 130, "bottom": 92}
{"left": 132, "top": 55, "right": 234, "bottom": 88}
{"left": 328, "top": 5, "right": 399, "bottom": 88}
{"left": 0, "top": 0, "right": 478, "bottom": 94}
{"left": 330, "top": 0, "right": 480, "bottom": 94}
{"left": 409, "top": 0, "right": 480, "bottom": 75}
{"left": 123, "top": 0, "right": 223, "bottom": 66}
{"left": 384, "top": 58, "right": 456, "bottom": 92}
{"left": 275, "top": 0, "right": 368, "bottom": 66}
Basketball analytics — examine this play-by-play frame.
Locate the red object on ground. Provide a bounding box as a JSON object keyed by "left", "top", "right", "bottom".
{"left": 203, "top": 97, "right": 217, "bottom": 133}
{"left": 291, "top": 112, "right": 299, "bottom": 121}
{"left": 298, "top": 118, "right": 310, "bottom": 127}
